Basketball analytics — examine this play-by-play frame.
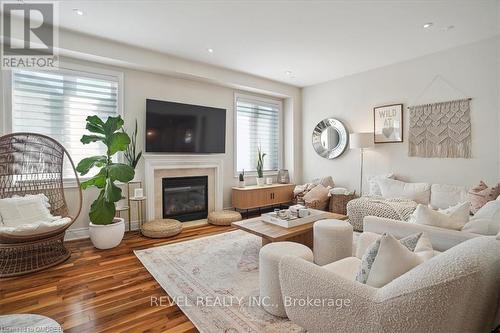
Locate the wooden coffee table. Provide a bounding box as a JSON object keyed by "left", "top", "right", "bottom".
{"left": 232, "top": 212, "right": 348, "bottom": 249}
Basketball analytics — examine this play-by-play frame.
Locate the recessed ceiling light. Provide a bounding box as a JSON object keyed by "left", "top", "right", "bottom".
{"left": 73, "top": 8, "right": 85, "bottom": 16}
{"left": 285, "top": 71, "right": 292, "bottom": 76}
{"left": 423, "top": 22, "right": 433, "bottom": 29}
{"left": 207, "top": 48, "right": 214, "bottom": 53}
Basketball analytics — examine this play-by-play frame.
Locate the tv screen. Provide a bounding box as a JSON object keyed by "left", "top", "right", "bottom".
{"left": 145, "top": 99, "right": 226, "bottom": 153}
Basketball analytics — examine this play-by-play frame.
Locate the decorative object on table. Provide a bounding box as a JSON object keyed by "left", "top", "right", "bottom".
{"left": 261, "top": 208, "right": 327, "bottom": 228}
{"left": 238, "top": 169, "right": 245, "bottom": 188}
{"left": 329, "top": 190, "right": 358, "bottom": 216}
{"left": 277, "top": 169, "right": 290, "bottom": 184}
{"left": 0, "top": 133, "right": 83, "bottom": 277}
{"left": 141, "top": 218, "right": 182, "bottom": 238}
{"left": 207, "top": 210, "right": 242, "bottom": 226}
{"left": 374, "top": 104, "right": 403, "bottom": 143}
{"left": 408, "top": 98, "right": 472, "bottom": 158}
{"left": 346, "top": 197, "right": 418, "bottom": 232}
{"left": 256, "top": 146, "right": 266, "bottom": 186}
{"left": 467, "top": 181, "right": 500, "bottom": 214}
{"left": 76, "top": 115, "right": 135, "bottom": 249}
{"left": 312, "top": 118, "right": 349, "bottom": 159}
{"left": 123, "top": 118, "right": 143, "bottom": 171}
{"left": 134, "top": 188, "right": 144, "bottom": 198}
{"left": 266, "top": 177, "right": 273, "bottom": 185}
{"left": 349, "top": 133, "right": 374, "bottom": 195}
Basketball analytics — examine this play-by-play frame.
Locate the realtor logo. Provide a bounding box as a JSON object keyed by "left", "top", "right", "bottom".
{"left": 1, "top": 1, "right": 59, "bottom": 69}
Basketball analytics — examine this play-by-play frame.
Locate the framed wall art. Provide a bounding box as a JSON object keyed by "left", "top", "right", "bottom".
{"left": 373, "top": 103, "right": 403, "bottom": 143}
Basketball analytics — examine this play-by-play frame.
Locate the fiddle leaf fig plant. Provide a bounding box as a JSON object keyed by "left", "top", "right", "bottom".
{"left": 76, "top": 115, "right": 135, "bottom": 225}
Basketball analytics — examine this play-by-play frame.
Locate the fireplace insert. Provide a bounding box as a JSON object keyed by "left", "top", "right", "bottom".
{"left": 162, "top": 176, "right": 208, "bottom": 222}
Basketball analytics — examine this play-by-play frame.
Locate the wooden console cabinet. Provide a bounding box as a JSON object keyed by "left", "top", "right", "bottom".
{"left": 232, "top": 184, "right": 295, "bottom": 210}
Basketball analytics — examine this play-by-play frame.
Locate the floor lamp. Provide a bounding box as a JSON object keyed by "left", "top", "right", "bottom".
{"left": 350, "top": 133, "right": 374, "bottom": 196}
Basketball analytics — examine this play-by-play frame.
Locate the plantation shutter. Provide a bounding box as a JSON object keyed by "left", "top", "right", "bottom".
{"left": 236, "top": 96, "right": 281, "bottom": 173}
{"left": 11, "top": 68, "right": 120, "bottom": 179}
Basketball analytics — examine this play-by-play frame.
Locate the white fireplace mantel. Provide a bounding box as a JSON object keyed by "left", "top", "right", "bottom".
{"left": 143, "top": 154, "right": 224, "bottom": 220}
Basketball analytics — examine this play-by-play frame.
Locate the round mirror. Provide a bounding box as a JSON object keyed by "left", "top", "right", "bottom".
{"left": 312, "top": 118, "right": 348, "bottom": 159}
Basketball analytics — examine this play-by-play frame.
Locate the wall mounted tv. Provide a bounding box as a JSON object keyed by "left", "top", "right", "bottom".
{"left": 145, "top": 99, "right": 226, "bottom": 154}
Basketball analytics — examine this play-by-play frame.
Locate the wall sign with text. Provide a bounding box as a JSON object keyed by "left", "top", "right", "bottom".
{"left": 373, "top": 104, "right": 403, "bottom": 143}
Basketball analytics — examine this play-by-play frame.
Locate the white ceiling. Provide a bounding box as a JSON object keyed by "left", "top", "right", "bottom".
{"left": 57, "top": 0, "right": 499, "bottom": 87}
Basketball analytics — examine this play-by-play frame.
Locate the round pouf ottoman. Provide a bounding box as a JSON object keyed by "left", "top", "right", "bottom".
{"left": 259, "top": 242, "right": 313, "bottom": 317}
{"left": 141, "top": 219, "right": 182, "bottom": 238}
{"left": 313, "top": 219, "right": 353, "bottom": 266}
{"left": 207, "top": 210, "right": 242, "bottom": 226}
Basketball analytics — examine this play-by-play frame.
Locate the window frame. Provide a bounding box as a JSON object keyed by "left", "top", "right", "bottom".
{"left": 4, "top": 62, "right": 124, "bottom": 187}
{"left": 233, "top": 92, "right": 283, "bottom": 178}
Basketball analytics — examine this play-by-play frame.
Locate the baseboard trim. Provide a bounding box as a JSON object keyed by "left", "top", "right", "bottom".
{"left": 65, "top": 220, "right": 141, "bottom": 241}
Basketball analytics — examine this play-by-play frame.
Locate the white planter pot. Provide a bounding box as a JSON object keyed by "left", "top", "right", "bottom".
{"left": 89, "top": 217, "right": 125, "bottom": 250}
{"left": 238, "top": 180, "right": 245, "bottom": 188}
{"left": 256, "top": 177, "right": 265, "bottom": 186}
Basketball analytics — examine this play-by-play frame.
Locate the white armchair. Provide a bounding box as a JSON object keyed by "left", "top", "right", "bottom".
{"left": 279, "top": 236, "right": 500, "bottom": 333}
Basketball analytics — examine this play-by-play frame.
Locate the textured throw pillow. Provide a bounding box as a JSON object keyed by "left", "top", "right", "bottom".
{"left": 0, "top": 194, "right": 53, "bottom": 227}
{"left": 376, "top": 178, "right": 431, "bottom": 205}
{"left": 303, "top": 184, "right": 331, "bottom": 210}
{"left": 462, "top": 200, "right": 500, "bottom": 235}
{"left": 367, "top": 173, "right": 395, "bottom": 196}
{"left": 312, "top": 176, "right": 335, "bottom": 189}
{"left": 356, "top": 233, "right": 424, "bottom": 288}
{"left": 411, "top": 202, "right": 470, "bottom": 230}
{"left": 468, "top": 181, "right": 500, "bottom": 214}
{"left": 429, "top": 184, "right": 468, "bottom": 210}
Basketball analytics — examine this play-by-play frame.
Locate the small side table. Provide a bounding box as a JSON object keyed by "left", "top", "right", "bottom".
{"left": 130, "top": 196, "right": 147, "bottom": 230}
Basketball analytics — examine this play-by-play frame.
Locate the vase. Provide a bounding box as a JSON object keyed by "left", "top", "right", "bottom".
{"left": 88, "top": 217, "right": 125, "bottom": 250}
{"left": 256, "top": 177, "right": 265, "bottom": 186}
{"left": 238, "top": 180, "right": 245, "bottom": 188}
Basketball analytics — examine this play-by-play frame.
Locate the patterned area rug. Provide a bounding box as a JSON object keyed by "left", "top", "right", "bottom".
{"left": 135, "top": 230, "right": 304, "bottom": 333}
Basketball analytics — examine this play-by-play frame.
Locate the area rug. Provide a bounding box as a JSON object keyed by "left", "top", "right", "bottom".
{"left": 135, "top": 230, "right": 304, "bottom": 333}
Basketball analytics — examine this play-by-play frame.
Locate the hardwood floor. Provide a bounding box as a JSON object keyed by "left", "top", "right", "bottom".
{"left": 1, "top": 224, "right": 235, "bottom": 333}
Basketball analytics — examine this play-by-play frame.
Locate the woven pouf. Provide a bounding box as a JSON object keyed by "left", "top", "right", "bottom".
{"left": 141, "top": 219, "right": 182, "bottom": 238}
{"left": 259, "top": 242, "right": 313, "bottom": 317}
{"left": 313, "top": 219, "right": 353, "bottom": 266}
{"left": 207, "top": 210, "right": 242, "bottom": 226}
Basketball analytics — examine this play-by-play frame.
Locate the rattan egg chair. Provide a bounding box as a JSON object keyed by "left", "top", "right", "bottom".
{"left": 0, "top": 133, "right": 82, "bottom": 277}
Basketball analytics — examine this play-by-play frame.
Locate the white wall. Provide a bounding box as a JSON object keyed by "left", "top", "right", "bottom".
{"left": 0, "top": 28, "right": 302, "bottom": 233}
{"left": 302, "top": 37, "right": 500, "bottom": 193}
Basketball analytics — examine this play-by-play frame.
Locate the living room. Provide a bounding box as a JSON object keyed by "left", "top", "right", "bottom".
{"left": 1, "top": 1, "right": 499, "bottom": 332}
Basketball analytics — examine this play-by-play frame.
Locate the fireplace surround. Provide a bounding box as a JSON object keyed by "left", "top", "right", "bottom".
{"left": 162, "top": 176, "right": 208, "bottom": 221}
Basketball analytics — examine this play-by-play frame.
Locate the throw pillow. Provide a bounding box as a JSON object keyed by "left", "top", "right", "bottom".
{"left": 462, "top": 200, "right": 500, "bottom": 235}
{"left": 312, "top": 176, "right": 335, "bottom": 189}
{"left": 411, "top": 202, "right": 470, "bottom": 230}
{"left": 376, "top": 178, "right": 431, "bottom": 205}
{"left": 468, "top": 181, "right": 500, "bottom": 214}
{"left": 429, "top": 184, "right": 468, "bottom": 210}
{"left": 356, "top": 233, "right": 423, "bottom": 288}
{"left": 367, "top": 173, "right": 395, "bottom": 196}
{"left": 303, "top": 184, "right": 331, "bottom": 210}
{"left": 0, "top": 194, "right": 53, "bottom": 227}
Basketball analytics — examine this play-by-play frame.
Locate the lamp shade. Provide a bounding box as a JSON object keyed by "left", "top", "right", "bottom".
{"left": 350, "top": 133, "right": 374, "bottom": 149}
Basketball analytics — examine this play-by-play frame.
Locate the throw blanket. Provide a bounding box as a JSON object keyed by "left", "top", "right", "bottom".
{"left": 347, "top": 197, "right": 418, "bottom": 232}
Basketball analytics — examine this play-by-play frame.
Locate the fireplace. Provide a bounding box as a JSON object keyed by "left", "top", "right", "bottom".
{"left": 162, "top": 176, "right": 208, "bottom": 222}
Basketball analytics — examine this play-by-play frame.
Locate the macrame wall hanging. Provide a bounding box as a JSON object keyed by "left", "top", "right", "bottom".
{"left": 408, "top": 75, "right": 472, "bottom": 158}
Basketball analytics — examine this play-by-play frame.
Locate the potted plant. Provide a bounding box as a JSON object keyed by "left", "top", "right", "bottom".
{"left": 256, "top": 147, "right": 266, "bottom": 186}
{"left": 76, "top": 115, "right": 135, "bottom": 249}
{"left": 123, "top": 119, "right": 143, "bottom": 172}
{"left": 238, "top": 169, "right": 245, "bottom": 188}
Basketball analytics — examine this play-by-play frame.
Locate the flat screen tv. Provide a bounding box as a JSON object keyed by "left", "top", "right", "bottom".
{"left": 146, "top": 99, "right": 226, "bottom": 153}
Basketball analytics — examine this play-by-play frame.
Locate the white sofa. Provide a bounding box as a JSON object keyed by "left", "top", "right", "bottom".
{"left": 279, "top": 235, "right": 500, "bottom": 333}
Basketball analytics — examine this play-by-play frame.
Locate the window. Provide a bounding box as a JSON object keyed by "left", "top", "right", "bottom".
{"left": 11, "top": 66, "right": 121, "bottom": 179}
{"left": 235, "top": 94, "right": 282, "bottom": 175}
